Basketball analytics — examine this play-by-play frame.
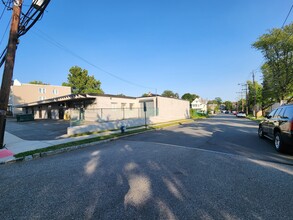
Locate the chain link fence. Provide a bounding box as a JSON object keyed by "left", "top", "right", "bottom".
{"left": 69, "top": 108, "right": 158, "bottom": 127}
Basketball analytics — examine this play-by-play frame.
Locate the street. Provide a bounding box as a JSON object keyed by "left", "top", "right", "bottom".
{"left": 0, "top": 115, "right": 293, "bottom": 219}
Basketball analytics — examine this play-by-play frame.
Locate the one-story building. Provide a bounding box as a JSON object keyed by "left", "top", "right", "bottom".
{"left": 17, "top": 94, "right": 190, "bottom": 135}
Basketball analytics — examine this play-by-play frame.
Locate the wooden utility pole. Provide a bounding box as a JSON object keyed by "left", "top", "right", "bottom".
{"left": 252, "top": 71, "right": 257, "bottom": 118}
{"left": 0, "top": 0, "right": 22, "bottom": 148}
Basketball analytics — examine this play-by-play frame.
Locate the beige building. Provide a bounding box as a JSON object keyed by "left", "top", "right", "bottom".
{"left": 9, "top": 79, "right": 71, "bottom": 116}
{"left": 18, "top": 94, "right": 190, "bottom": 135}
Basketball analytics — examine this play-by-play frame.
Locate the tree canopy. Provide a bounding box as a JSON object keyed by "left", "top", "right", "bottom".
{"left": 29, "top": 80, "right": 48, "bottom": 85}
{"left": 223, "top": 101, "right": 233, "bottom": 110}
{"left": 62, "top": 66, "right": 104, "bottom": 94}
{"left": 214, "top": 97, "right": 222, "bottom": 105}
{"left": 247, "top": 80, "right": 263, "bottom": 110}
{"left": 161, "top": 90, "right": 179, "bottom": 98}
{"left": 252, "top": 22, "right": 293, "bottom": 104}
{"left": 181, "top": 93, "right": 199, "bottom": 103}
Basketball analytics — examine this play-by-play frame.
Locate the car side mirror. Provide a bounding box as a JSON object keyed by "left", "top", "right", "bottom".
{"left": 266, "top": 115, "right": 271, "bottom": 119}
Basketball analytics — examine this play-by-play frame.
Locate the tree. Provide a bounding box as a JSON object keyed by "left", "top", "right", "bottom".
{"left": 29, "top": 80, "right": 48, "bottom": 85}
{"left": 252, "top": 23, "right": 293, "bottom": 104}
{"left": 181, "top": 93, "right": 199, "bottom": 103}
{"left": 223, "top": 101, "right": 233, "bottom": 111}
{"left": 62, "top": 66, "right": 104, "bottom": 94}
{"left": 214, "top": 97, "right": 222, "bottom": 105}
{"left": 161, "top": 90, "right": 179, "bottom": 98}
{"left": 247, "top": 80, "right": 263, "bottom": 111}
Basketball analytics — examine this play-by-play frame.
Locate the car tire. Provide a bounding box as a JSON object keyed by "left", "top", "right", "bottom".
{"left": 258, "top": 126, "right": 264, "bottom": 138}
{"left": 274, "top": 132, "right": 285, "bottom": 152}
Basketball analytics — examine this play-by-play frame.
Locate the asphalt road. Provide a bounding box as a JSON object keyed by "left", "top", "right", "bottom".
{"left": 1, "top": 114, "right": 293, "bottom": 219}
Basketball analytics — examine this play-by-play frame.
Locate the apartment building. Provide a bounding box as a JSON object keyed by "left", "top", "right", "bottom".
{"left": 9, "top": 79, "right": 71, "bottom": 116}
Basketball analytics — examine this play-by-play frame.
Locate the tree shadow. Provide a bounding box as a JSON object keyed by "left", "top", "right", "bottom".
{"left": 1, "top": 115, "right": 293, "bottom": 219}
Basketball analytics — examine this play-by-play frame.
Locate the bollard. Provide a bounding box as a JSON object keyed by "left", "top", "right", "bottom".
{"left": 120, "top": 125, "right": 126, "bottom": 133}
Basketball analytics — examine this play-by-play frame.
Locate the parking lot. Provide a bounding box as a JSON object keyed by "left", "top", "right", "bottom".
{"left": 5, "top": 118, "right": 70, "bottom": 140}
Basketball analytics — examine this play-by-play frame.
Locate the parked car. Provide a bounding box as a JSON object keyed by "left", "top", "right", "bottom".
{"left": 258, "top": 104, "right": 293, "bottom": 152}
{"left": 236, "top": 111, "right": 246, "bottom": 118}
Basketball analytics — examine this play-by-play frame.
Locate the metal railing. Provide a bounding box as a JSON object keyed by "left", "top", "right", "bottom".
{"left": 70, "top": 108, "right": 158, "bottom": 127}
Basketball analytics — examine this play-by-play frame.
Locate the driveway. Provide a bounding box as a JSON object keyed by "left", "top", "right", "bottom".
{"left": 5, "top": 118, "right": 70, "bottom": 140}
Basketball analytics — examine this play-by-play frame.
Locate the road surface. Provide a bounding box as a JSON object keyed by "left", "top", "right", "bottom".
{"left": 1, "top": 114, "right": 292, "bottom": 219}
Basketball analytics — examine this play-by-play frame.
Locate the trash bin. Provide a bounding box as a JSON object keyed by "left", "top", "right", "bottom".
{"left": 16, "top": 114, "right": 34, "bottom": 122}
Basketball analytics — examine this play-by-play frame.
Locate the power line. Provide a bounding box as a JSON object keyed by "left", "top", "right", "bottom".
{"left": 0, "top": 17, "right": 11, "bottom": 46}
{"left": 254, "top": 3, "right": 293, "bottom": 73}
{"left": 281, "top": 3, "right": 293, "bottom": 28}
{"left": 33, "top": 28, "right": 156, "bottom": 91}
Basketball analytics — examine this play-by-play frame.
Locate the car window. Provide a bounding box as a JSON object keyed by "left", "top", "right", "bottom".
{"left": 283, "top": 107, "right": 293, "bottom": 119}
{"left": 275, "top": 108, "right": 284, "bottom": 118}
{"left": 268, "top": 109, "right": 277, "bottom": 118}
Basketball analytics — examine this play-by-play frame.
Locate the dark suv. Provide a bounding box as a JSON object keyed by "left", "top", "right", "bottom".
{"left": 258, "top": 104, "right": 293, "bottom": 152}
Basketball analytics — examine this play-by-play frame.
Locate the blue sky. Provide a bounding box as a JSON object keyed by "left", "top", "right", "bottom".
{"left": 0, "top": 0, "right": 293, "bottom": 101}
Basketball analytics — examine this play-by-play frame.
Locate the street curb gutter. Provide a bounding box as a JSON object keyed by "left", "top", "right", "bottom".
{"left": 0, "top": 130, "right": 150, "bottom": 165}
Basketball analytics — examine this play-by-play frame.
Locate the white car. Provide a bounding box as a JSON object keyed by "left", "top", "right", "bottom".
{"left": 236, "top": 112, "right": 246, "bottom": 118}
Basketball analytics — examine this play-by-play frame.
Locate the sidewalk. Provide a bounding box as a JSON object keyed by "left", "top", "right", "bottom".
{"left": 0, "top": 119, "right": 194, "bottom": 164}
{"left": 0, "top": 129, "right": 133, "bottom": 164}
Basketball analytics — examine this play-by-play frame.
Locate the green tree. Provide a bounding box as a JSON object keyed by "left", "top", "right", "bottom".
{"left": 247, "top": 80, "right": 263, "bottom": 111}
{"left": 29, "top": 80, "right": 48, "bottom": 85}
{"left": 161, "top": 90, "right": 179, "bottom": 98}
{"left": 214, "top": 97, "right": 222, "bottom": 105}
{"left": 223, "top": 101, "right": 233, "bottom": 111}
{"left": 181, "top": 93, "right": 199, "bottom": 103}
{"left": 252, "top": 23, "right": 293, "bottom": 104}
{"left": 62, "top": 66, "right": 104, "bottom": 94}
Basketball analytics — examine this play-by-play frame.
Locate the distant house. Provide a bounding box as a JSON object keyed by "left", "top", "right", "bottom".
{"left": 9, "top": 79, "right": 71, "bottom": 116}
{"left": 191, "top": 98, "right": 208, "bottom": 113}
{"left": 207, "top": 103, "right": 218, "bottom": 114}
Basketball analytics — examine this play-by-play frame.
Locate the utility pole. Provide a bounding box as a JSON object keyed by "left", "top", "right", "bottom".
{"left": 0, "top": 0, "right": 22, "bottom": 148}
{"left": 238, "top": 83, "right": 248, "bottom": 113}
{"left": 245, "top": 83, "right": 248, "bottom": 115}
{"left": 252, "top": 71, "right": 257, "bottom": 118}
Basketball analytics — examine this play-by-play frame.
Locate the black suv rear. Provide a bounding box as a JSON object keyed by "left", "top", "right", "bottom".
{"left": 258, "top": 104, "right": 293, "bottom": 152}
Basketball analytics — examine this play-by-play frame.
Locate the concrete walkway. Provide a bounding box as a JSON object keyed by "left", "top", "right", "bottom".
{"left": 0, "top": 129, "right": 131, "bottom": 164}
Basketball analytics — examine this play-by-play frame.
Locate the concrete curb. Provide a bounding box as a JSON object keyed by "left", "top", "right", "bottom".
{"left": 0, "top": 129, "right": 151, "bottom": 165}
{"left": 0, "top": 118, "right": 196, "bottom": 165}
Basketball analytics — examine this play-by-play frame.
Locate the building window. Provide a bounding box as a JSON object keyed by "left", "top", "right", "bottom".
{"left": 39, "top": 88, "right": 46, "bottom": 94}
{"left": 53, "top": 89, "right": 58, "bottom": 95}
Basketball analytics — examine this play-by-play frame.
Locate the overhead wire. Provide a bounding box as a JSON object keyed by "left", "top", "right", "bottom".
{"left": 0, "top": 17, "right": 11, "bottom": 45}
{"left": 33, "top": 28, "right": 157, "bottom": 91}
{"left": 255, "top": 3, "right": 293, "bottom": 76}
{"left": 0, "top": 0, "right": 51, "bottom": 68}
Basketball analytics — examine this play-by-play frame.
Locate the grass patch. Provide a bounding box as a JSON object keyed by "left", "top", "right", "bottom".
{"left": 14, "top": 128, "right": 149, "bottom": 158}
{"left": 150, "top": 119, "right": 194, "bottom": 129}
{"left": 246, "top": 114, "right": 264, "bottom": 123}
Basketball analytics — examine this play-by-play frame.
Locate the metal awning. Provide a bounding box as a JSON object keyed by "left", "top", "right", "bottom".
{"left": 15, "top": 94, "right": 96, "bottom": 108}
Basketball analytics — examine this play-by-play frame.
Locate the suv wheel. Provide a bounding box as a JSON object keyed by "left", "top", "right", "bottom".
{"left": 258, "top": 126, "right": 264, "bottom": 138}
{"left": 274, "top": 132, "right": 285, "bottom": 152}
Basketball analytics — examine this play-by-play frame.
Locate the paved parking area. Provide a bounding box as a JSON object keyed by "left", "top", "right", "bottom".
{"left": 5, "top": 118, "right": 70, "bottom": 140}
